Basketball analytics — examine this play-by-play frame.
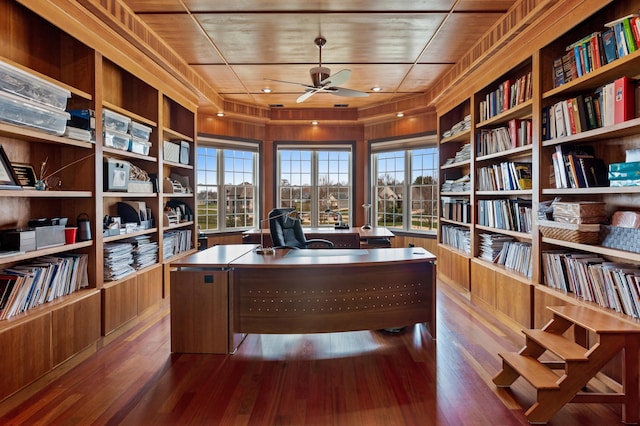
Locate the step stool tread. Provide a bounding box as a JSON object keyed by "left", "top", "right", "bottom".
{"left": 499, "top": 352, "right": 561, "bottom": 389}
{"left": 523, "top": 329, "right": 588, "bottom": 361}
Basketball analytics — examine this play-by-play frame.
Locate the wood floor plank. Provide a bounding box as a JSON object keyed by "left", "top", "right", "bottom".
{"left": 0, "top": 282, "right": 626, "bottom": 425}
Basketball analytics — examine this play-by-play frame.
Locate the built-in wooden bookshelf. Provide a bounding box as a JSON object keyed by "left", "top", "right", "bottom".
{"left": 0, "top": 0, "right": 197, "bottom": 400}
{"left": 437, "top": 0, "right": 640, "bottom": 333}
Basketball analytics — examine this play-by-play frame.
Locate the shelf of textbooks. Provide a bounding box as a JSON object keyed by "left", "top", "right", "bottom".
{"left": 536, "top": 1, "right": 640, "bottom": 323}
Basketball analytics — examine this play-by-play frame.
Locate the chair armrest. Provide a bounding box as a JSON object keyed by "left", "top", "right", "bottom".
{"left": 306, "top": 239, "right": 335, "bottom": 248}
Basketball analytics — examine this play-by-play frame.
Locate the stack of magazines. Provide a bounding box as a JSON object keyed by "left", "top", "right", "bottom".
{"left": 123, "top": 235, "right": 158, "bottom": 270}
{"left": 103, "top": 242, "right": 135, "bottom": 281}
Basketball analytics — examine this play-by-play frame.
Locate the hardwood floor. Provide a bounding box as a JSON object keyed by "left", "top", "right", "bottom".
{"left": 0, "top": 283, "right": 624, "bottom": 425}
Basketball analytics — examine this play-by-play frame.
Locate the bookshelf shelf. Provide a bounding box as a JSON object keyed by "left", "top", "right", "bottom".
{"left": 542, "top": 186, "right": 640, "bottom": 195}
{"left": 476, "top": 225, "right": 533, "bottom": 240}
{"left": 471, "top": 257, "right": 532, "bottom": 283}
{"left": 440, "top": 129, "right": 471, "bottom": 144}
{"left": 476, "top": 145, "right": 533, "bottom": 162}
{"left": 162, "top": 127, "right": 194, "bottom": 143}
{"left": 103, "top": 228, "right": 158, "bottom": 243}
{"left": 476, "top": 99, "right": 533, "bottom": 128}
{"left": 440, "top": 217, "right": 471, "bottom": 227}
{"left": 441, "top": 159, "right": 471, "bottom": 169}
{"left": 476, "top": 190, "right": 533, "bottom": 196}
{"left": 542, "top": 117, "right": 640, "bottom": 147}
{"left": 103, "top": 147, "right": 158, "bottom": 163}
{"left": 541, "top": 237, "right": 640, "bottom": 263}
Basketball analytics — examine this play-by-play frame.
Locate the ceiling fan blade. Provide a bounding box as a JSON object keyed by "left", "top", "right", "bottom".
{"left": 331, "top": 87, "right": 369, "bottom": 98}
{"left": 320, "top": 69, "right": 351, "bottom": 87}
{"left": 297, "top": 89, "right": 319, "bottom": 103}
{"left": 265, "top": 78, "right": 312, "bottom": 88}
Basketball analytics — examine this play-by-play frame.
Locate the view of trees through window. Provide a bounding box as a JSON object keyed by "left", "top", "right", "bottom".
{"left": 373, "top": 146, "right": 438, "bottom": 232}
{"left": 196, "top": 144, "right": 257, "bottom": 232}
{"left": 278, "top": 148, "right": 351, "bottom": 227}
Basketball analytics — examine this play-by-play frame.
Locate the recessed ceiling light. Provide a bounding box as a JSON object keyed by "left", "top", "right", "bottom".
{"left": 311, "top": 121, "right": 319, "bottom": 125}
{"left": 396, "top": 112, "right": 404, "bottom": 117}
{"left": 217, "top": 112, "right": 225, "bottom": 117}
{"left": 262, "top": 87, "right": 272, "bottom": 93}
{"left": 371, "top": 87, "right": 383, "bottom": 92}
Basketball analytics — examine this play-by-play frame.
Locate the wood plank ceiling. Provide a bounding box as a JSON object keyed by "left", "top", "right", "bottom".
{"left": 121, "top": 0, "right": 517, "bottom": 111}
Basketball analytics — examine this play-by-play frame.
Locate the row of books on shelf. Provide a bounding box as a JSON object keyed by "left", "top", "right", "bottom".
{"left": 441, "top": 225, "right": 471, "bottom": 254}
{"left": 478, "top": 198, "right": 532, "bottom": 233}
{"left": 552, "top": 14, "right": 640, "bottom": 89}
{"left": 542, "top": 251, "right": 640, "bottom": 319}
{"left": 477, "top": 161, "right": 532, "bottom": 191}
{"left": 478, "top": 234, "right": 532, "bottom": 277}
{"left": 163, "top": 229, "right": 192, "bottom": 260}
{"left": 0, "top": 254, "right": 89, "bottom": 320}
{"left": 495, "top": 240, "right": 533, "bottom": 277}
{"left": 442, "top": 144, "right": 471, "bottom": 166}
{"left": 477, "top": 119, "right": 532, "bottom": 157}
{"left": 550, "top": 144, "right": 608, "bottom": 189}
{"left": 441, "top": 197, "right": 470, "bottom": 223}
{"left": 543, "top": 76, "right": 635, "bottom": 141}
{"left": 478, "top": 71, "right": 533, "bottom": 122}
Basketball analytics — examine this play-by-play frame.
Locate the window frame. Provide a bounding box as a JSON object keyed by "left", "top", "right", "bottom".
{"left": 369, "top": 133, "right": 438, "bottom": 234}
{"left": 196, "top": 135, "right": 261, "bottom": 233}
{"left": 274, "top": 141, "right": 355, "bottom": 228}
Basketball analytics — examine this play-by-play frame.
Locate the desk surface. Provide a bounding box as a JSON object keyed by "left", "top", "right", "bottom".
{"left": 232, "top": 247, "right": 435, "bottom": 268}
{"left": 243, "top": 227, "right": 394, "bottom": 239}
{"left": 173, "top": 245, "right": 435, "bottom": 269}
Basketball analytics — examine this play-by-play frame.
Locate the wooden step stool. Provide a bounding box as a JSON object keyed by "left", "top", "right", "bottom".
{"left": 493, "top": 305, "right": 640, "bottom": 424}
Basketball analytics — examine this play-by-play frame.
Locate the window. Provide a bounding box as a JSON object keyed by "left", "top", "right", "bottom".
{"left": 371, "top": 136, "right": 438, "bottom": 232}
{"left": 277, "top": 145, "right": 352, "bottom": 227}
{"left": 196, "top": 137, "right": 259, "bottom": 232}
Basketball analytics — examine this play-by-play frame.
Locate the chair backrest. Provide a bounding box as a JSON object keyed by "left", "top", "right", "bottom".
{"left": 269, "top": 208, "right": 307, "bottom": 248}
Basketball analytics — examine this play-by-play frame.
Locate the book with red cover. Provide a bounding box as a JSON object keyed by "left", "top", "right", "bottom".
{"left": 614, "top": 76, "right": 635, "bottom": 124}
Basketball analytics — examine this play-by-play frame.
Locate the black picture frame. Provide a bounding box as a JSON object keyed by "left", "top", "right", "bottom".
{"left": 11, "top": 162, "right": 37, "bottom": 189}
{"left": 0, "top": 145, "right": 22, "bottom": 190}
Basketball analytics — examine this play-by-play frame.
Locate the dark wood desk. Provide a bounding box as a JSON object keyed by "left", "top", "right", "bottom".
{"left": 242, "top": 227, "right": 394, "bottom": 248}
{"left": 171, "top": 244, "right": 436, "bottom": 354}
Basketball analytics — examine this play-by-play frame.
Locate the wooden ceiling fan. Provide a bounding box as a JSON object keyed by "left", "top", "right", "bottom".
{"left": 267, "top": 37, "right": 369, "bottom": 103}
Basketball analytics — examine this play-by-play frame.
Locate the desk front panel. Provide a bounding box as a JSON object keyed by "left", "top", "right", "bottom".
{"left": 231, "top": 260, "right": 435, "bottom": 335}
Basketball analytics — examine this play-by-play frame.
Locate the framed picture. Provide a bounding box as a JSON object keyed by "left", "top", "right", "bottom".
{"left": 0, "top": 145, "right": 22, "bottom": 190}
{"left": 11, "top": 162, "right": 37, "bottom": 189}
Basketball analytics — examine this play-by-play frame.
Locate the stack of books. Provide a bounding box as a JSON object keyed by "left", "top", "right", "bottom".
{"left": 441, "top": 225, "right": 471, "bottom": 254}
{"left": 495, "top": 241, "right": 532, "bottom": 277}
{"left": 608, "top": 161, "right": 640, "bottom": 187}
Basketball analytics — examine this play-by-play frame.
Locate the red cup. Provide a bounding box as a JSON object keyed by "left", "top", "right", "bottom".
{"left": 65, "top": 227, "right": 77, "bottom": 244}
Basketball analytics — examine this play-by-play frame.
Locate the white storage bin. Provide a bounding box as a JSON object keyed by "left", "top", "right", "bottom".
{"left": 163, "top": 140, "right": 180, "bottom": 163}
{"left": 0, "top": 60, "right": 70, "bottom": 110}
{"left": 130, "top": 137, "right": 151, "bottom": 155}
{"left": 103, "top": 129, "right": 131, "bottom": 151}
{"left": 129, "top": 121, "right": 152, "bottom": 141}
{"left": 103, "top": 108, "right": 131, "bottom": 133}
{"left": 0, "top": 90, "right": 69, "bottom": 135}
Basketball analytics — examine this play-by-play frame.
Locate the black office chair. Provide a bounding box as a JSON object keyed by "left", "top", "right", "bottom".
{"left": 269, "top": 208, "right": 334, "bottom": 249}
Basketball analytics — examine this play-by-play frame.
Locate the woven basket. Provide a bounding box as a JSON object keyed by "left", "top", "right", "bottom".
{"left": 538, "top": 220, "right": 600, "bottom": 244}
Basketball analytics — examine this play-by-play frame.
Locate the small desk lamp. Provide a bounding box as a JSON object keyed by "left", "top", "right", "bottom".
{"left": 255, "top": 209, "right": 301, "bottom": 254}
{"left": 325, "top": 209, "right": 349, "bottom": 229}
